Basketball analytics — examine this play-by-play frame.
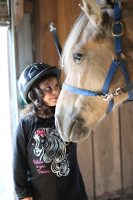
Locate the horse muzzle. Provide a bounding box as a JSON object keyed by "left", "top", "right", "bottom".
{"left": 55, "top": 112, "right": 90, "bottom": 142}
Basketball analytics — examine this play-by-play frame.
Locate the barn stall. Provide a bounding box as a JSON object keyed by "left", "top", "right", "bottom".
{"left": 14, "top": 0, "right": 133, "bottom": 199}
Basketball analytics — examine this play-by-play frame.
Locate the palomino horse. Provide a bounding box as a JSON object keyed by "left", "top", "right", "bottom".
{"left": 55, "top": 0, "right": 133, "bottom": 142}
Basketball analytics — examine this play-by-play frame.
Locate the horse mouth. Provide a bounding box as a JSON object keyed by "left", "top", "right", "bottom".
{"left": 55, "top": 114, "right": 90, "bottom": 142}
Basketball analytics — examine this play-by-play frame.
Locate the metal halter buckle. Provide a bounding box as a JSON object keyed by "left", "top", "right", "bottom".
{"left": 112, "top": 52, "right": 125, "bottom": 61}
{"left": 103, "top": 87, "right": 122, "bottom": 101}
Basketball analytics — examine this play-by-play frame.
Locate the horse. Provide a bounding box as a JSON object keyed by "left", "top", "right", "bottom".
{"left": 55, "top": 0, "right": 133, "bottom": 143}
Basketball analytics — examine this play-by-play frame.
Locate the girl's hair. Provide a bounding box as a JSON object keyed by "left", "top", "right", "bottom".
{"left": 21, "top": 76, "right": 57, "bottom": 118}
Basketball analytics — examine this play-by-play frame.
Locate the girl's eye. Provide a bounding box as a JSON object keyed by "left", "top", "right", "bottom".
{"left": 42, "top": 83, "right": 61, "bottom": 93}
{"left": 44, "top": 86, "right": 52, "bottom": 92}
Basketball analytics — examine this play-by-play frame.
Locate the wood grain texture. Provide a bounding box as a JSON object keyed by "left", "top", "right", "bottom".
{"left": 93, "top": 110, "right": 122, "bottom": 198}
{"left": 34, "top": 0, "right": 58, "bottom": 65}
{"left": 77, "top": 134, "right": 94, "bottom": 199}
{"left": 120, "top": 102, "right": 133, "bottom": 196}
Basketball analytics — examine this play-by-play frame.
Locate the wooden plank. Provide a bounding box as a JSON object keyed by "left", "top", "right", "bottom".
{"left": 57, "top": 0, "right": 81, "bottom": 45}
{"left": 0, "top": 2, "right": 8, "bottom": 17}
{"left": 0, "top": 2, "right": 9, "bottom": 25}
{"left": 93, "top": 110, "right": 122, "bottom": 199}
{"left": 16, "top": 14, "right": 33, "bottom": 74}
{"left": 24, "top": 1, "right": 33, "bottom": 13}
{"left": 77, "top": 134, "right": 94, "bottom": 200}
{"left": 13, "top": 0, "right": 24, "bottom": 26}
{"left": 120, "top": 101, "right": 133, "bottom": 197}
{"left": 34, "top": 0, "right": 58, "bottom": 66}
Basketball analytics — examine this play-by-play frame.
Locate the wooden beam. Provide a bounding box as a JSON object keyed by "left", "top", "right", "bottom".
{"left": 0, "top": 2, "right": 8, "bottom": 18}
{"left": 13, "top": 0, "right": 24, "bottom": 26}
{"left": 24, "top": 1, "right": 33, "bottom": 13}
{"left": 0, "top": 2, "right": 10, "bottom": 25}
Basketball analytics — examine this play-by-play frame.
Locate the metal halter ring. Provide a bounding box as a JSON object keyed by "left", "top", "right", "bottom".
{"left": 111, "top": 21, "right": 124, "bottom": 37}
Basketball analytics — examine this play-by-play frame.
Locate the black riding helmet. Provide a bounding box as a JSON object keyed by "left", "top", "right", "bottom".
{"left": 18, "top": 62, "right": 61, "bottom": 104}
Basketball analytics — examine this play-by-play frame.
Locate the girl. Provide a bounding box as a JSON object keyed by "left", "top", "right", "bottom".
{"left": 13, "top": 62, "right": 88, "bottom": 200}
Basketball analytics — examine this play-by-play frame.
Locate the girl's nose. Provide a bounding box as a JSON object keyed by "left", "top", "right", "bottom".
{"left": 52, "top": 88, "right": 60, "bottom": 95}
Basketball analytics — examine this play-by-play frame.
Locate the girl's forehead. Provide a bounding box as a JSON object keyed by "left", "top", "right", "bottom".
{"left": 39, "top": 77, "right": 58, "bottom": 87}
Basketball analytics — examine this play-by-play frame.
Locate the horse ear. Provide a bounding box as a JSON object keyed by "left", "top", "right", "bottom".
{"left": 79, "top": 0, "right": 104, "bottom": 27}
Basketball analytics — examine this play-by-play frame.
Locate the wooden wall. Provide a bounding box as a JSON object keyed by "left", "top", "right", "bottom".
{"left": 33, "top": 1, "right": 133, "bottom": 199}
{"left": 33, "top": 0, "right": 80, "bottom": 66}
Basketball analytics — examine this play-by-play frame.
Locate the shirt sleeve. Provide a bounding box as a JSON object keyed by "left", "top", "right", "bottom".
{"left": 12, "top": 119, "right": 32, "bottom": 199}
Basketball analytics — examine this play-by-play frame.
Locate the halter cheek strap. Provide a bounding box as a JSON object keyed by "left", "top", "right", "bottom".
{"left": 62, "top": 0, "right": 133, "bottom": 114}
{"left": 102, "top": 0, "right": 133, "bottom": 112}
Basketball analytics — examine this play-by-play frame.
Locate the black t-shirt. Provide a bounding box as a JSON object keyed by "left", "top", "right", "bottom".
{"left": 13, "top": 114, "right": 88, "bottom": 200}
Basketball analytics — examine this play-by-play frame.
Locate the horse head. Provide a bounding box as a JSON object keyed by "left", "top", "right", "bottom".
{"left": 55, "top": 0, "right": 133, "bottom": 142}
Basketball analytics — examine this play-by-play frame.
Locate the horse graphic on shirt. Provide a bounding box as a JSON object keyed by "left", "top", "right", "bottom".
{"left": 33, "top": 128, "right": 70, "bottom": 177}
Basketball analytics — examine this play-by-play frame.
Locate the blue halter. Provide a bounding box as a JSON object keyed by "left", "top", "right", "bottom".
{"left": 62, "top": 0, "right": 133, "bottom": 113}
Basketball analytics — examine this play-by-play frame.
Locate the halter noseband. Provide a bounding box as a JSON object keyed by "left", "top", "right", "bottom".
{"left": 62, "top": 0, "right": 133, "bottom": 113}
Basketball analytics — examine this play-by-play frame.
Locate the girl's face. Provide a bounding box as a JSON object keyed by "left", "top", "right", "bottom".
{"left": 39, "top": 77, "right": 60, "bottom": 107}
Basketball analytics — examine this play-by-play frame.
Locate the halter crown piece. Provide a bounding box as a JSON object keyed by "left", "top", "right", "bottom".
{"left": 62, "top": 0, "right": 133, "bottom": 113}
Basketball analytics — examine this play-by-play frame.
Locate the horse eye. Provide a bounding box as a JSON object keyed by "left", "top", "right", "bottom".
{"left": 73, "top": 53, "right": 84, "bottom": 64}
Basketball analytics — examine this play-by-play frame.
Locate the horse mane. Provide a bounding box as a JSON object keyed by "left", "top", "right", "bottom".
{"left": 61, "top": 13, "right": 88, "bottom": 73}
